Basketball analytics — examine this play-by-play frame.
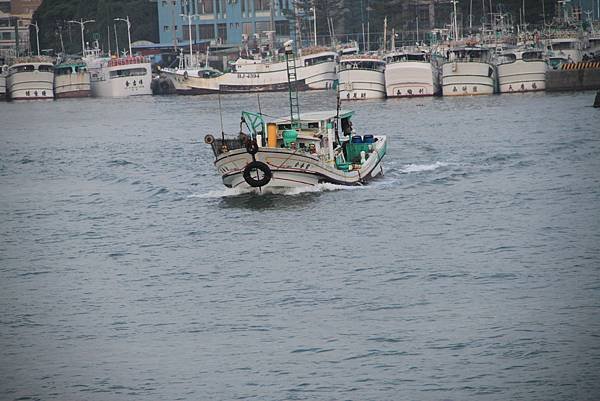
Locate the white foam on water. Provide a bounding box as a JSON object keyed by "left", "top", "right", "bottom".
{"left": 401, "top": 161, "right": 449, "bottom": 173}
{"left": 190, "top": 182, "right": 360, "bottom": 199}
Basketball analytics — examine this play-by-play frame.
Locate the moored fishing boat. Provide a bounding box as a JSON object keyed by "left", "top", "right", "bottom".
{"left": 384, "top": 49, "right": 436, "bottom": 98}
{"left": 162, "top": 48, "right": 337, "bottom": 94}
{"left": 0, "top": 64, "right": 7, "bottom": 100}
{"left": 442, "top": 46, "right": 496, "bottom": 96}
{"left": 6, "top": 58, "right": 54, "bottom": 100}
{"left": 339, "top": 55, "right": 386, "bottom": 100}
{"left": 84, "top": 46, "right": 152, "bottom": 98}
{"left": 54, "top": 61, "right": 92, "bottom": 98}
{"left": 497, "top": 48, "right": 546, "bottom": 93}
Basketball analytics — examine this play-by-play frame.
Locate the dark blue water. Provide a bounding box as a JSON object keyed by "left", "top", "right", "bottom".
{"left": 1, "top": 91, "right": 599, "bottom": 401}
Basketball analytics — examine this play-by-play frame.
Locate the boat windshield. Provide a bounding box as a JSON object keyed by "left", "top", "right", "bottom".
{"left": 449, "top": 49, "right": 489, "bottom": 62}
{"left": 386, "top": 53, "right": 427, "bottom": 63}
{"left": 553, "top": 41, "right": 578, "bottom": 50}
{"left": 522, "top": 51, "right": 543, "bottom": 61}
{"left": 304, "top": 54, "right": 335, "bottom": 66}
{"left": 340, "top": 60, "right": 385, "bottom": 72}
{"left": 109, "top": 67, "right": 147, "bottom": 78}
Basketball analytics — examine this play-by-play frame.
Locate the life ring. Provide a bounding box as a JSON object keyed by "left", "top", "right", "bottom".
{"left": 204, "top": 134, "right": 215, "bottom": 144}
{"left": 245, "top": 139, "right": 259, "bottom": 155}
{"left": 243, "top": 161, "right": 272, "bottom": 188}
{"left": 183, "top": 71, "right": 188, "bottom": 80}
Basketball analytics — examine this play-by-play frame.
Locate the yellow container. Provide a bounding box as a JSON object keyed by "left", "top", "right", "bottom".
{"left": 267, "top": 123, "right": 278, "bottom": 148}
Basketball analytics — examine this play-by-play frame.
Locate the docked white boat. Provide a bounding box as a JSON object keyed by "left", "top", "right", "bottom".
{"left": 547, "top": 37, "right": 583, "bottom": 63}
{"left": 54, "top": 61, "right": 92, "bottom": 98}
{"left": 6, "top": 59, "right": 54, "bottom": 100}
{"left": 163, "top": 49, "right": 337, "bottom": 94}
{"left": 339, "top": 55, "right": 386, "bottom": 100}
{"left": 85, "top": 49, "right": 152, "bottom": 98}
{"left": 442, "top": 46, "right": 496, "bottom": 96}
{"left": 205, "top": 110, "right": 387, "bottom": 189}
{"left": 384, "top": 50, "right": 436, "bottom": 98}
{"left": 497, "top": 48, "right": 546, "bottom": 93}
{"left": 0, "top": 64, "right": 7, "bottom": 100}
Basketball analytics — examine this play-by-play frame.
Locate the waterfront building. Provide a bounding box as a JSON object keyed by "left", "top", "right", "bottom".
{"left": 157, "top": 0, "right": 293, "bottom": 48}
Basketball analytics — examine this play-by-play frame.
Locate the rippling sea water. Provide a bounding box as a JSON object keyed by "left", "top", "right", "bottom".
{"left": 1, "top": 91, "right": 599, "bottom": 401}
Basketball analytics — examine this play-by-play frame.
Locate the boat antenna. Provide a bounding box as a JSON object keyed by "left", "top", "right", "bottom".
{"left": 335, "top": 78, "right": 341, "bottom": 144}
{"left": 257, "top": 92, "right": 262, "bottom": 115}
{"left": 218, "top": 92, "right": 225, "bottom": 142}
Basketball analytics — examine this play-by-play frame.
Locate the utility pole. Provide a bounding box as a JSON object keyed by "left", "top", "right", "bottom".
{"left": 313, "top": 0, "right": 317, "bottom": 47}
{"left": 114, "top": 16, "right": 133, "bottom": 57}
{"left": 30, "top": 21, "right": 40, "bottom": 56}
{"left": 68, "top": 18, "right": 96, "bottom": 56}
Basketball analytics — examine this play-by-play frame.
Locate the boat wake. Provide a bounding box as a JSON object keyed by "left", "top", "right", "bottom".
{"left": 190, "top": 183, "right": 360, "bottom": 199}
{"left": 400, "top": 161, "right": 449, "bottom": 173}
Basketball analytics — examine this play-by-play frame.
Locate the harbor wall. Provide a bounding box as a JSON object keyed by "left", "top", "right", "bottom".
{"left": 546, "top": 65, "right": 600, "bottom": 92}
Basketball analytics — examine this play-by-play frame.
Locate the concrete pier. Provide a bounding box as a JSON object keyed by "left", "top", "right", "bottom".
{"left": 546, "top": 64, "right": 600, "bottom": 92}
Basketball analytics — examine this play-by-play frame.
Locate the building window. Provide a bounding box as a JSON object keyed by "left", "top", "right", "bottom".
{"left": 254, "top": 0, "right": 269, "bottom": 11}
{"left": 162, "top": 0, "right": 167, "bottom": 6}
{"left": 242, "top": 22, "right": 253, "bottom": 36}
{"left": 254, "top": 0, "right": 270, "bottom": 11}
{"left": 184, "top": 24, "right": 197, "bottom": 41}
{"left": 275, "top": 20, "right": 289, "bottom": 36}
{"left": 163, "top": 25, "right": 170, "bottom": 31}
{"left": 199, "top": 24, "right": 215, "bottom": 39}
{"left": 197, "top": 0, "right": 213, "bottom": 14}
{"left": 217, "top": 23, "right": 227, "bottom": 42}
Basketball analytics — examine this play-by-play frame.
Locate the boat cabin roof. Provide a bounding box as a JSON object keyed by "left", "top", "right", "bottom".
{"left": 271, "top": 110, "right": 354, "bottom": 125}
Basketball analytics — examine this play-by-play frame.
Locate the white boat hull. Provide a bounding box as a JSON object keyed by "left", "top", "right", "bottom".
{"left": 339, "top": 69, "right": 386, "bottom": 100}
{"left": 88, "top": 61, "right": 152, "bottom": 97}
{"left": 0, "top": 74, "right": 6, "bottom": 99}
{"left": 497, "top": 60, "right": 546, "bottom": 93}
{"left": 7, "top": 70, "right": 54, "bottom": 100}
{"left": 385, "top": 62, "right": 435, "bottom": 97}
{"left": 164, "top": 55, "right": 337, "bottom": 94}
{"left": 214, "top": 141, "right": 386, "bottom": 189}
{"left": 442, "top": 61, "right": 496, "bottom": 96}
{"left": 54, "top": 72, "right": 92, "bottom": 98}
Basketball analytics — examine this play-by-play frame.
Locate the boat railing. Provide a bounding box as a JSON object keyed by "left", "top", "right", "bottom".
{"left": 107, "top": 56, "right": 148, "bottom": 68}
{"left": 209, "top": 137, "right": 245, "bottom": 157}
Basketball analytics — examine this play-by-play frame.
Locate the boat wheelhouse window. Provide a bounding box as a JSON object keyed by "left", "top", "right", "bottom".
{"left": 500, "top": 53, "right": 516, "bottom": 63}
{"left": 307, "top": 122, "right": 319, "bottom": 129}
{"left": 553, "top": 42, "right": 576, "bottom": 50}
{"left": 522, "top": 51, "right": 542, "bottom": 61}
{"left": 56, "top": 66, "right": 73, "bottom": 75}
{"left": 304, "top": 54, "right": 335, "bottom": 66}
{"left": 199, "top": 69, "right": 221, "bottom": 78}
{"left": 386, "top": 53, "right": 427, "bottom": 63}
{"left": 12, "top": 64, "right": 35, "bottom": 72}
{"left": 74, "top": 65, "right": 87, "bottom": 73}
{"left": 38, "top": 65, "right": 53, "bottom": 72}
{"left": 340, "top": 60, "right": 384, "bottom": 72}
{"left": 341, "top": 117, "right": 352, "bottom": 135}
{"left": 110, "top": 67, "right": 147, "bottom": 78}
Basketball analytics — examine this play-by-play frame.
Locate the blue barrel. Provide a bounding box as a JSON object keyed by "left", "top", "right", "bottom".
{"left": 351, "top": 135, "right": 363, "bottom": 144}
{"left": 363, "top": 134, "right": 374, "bottom": 144}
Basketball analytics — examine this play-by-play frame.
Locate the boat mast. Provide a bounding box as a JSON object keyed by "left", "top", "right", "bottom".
{"left": 284, "top": 40, "right": 300, "bottom": 129}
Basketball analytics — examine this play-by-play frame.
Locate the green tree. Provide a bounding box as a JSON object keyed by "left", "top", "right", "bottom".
{"left": 32, "top": 0, "right": 158, "bottom": 55}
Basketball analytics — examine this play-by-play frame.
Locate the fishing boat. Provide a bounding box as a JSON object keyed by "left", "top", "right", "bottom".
{"left": 0, "top": 64, "right": 7, "bottom": 100}
{"left": 162, "top": 48, "right": 337, "bottom": 94}
{"left": 441, "top": 46, "right": 496, "bottom": 96}
{"left": 384, "top": 49, "right": 436, "bottom": 98}
{"left": 204, "top": 43, "right": 387, "bottom": 190}
{"left": 54, "top": 61, "right": 92, "bottom": 98}
{"left": 84, "top": 45, "right": 152, "bottom": 98}
{"left": 6, "top": 58, "right": 54, "bottom": 100}
{"left": 339, "top": 55, "right": 386, "bottom": 100}
{"left": 496, "top": 48, "right": 546, "bottom": 93}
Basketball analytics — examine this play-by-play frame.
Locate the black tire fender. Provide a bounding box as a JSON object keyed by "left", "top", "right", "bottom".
{"left": 183, "top": 71, "right": 189, "bottom": 80}
{"left": 245, "top": 140, "right": 259, "bottom": 155}
{"left": 243, "top": 161, "right": 272, "bottom": 188}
